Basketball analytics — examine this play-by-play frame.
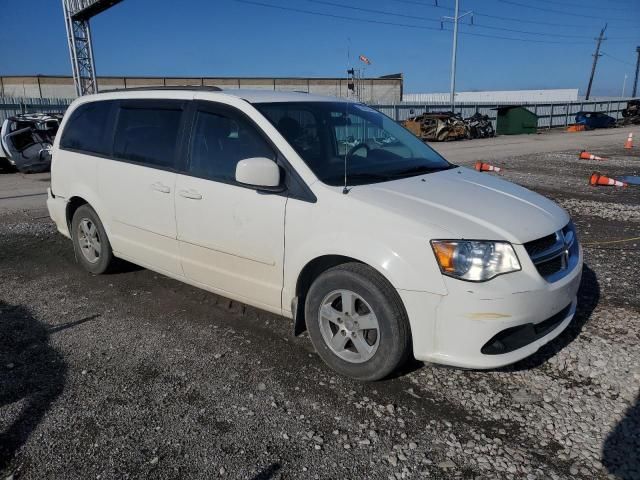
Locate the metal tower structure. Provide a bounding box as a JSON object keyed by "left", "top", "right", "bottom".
{"left": 62, "top": 0, "right": 124, "bottom": 96}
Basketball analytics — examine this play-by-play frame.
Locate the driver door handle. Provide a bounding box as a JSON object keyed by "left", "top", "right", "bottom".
{"left": 179, "top": 189, "right": 203, "bottom": 200}
{"left": 151, "top": 182, "right": 171, "bottom": 193}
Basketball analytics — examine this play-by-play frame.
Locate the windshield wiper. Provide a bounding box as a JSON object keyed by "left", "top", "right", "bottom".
{"left": 329, "top": 172, "right": 395, "bottom": 190}
{"left": 340, "top": 172, "right": 394, "bottom": 182}
{"left": 387, "top": 165, "right": 455, "bottom": 177}
{"left": 335, "top": 166, "right": 456, "bottom": 191}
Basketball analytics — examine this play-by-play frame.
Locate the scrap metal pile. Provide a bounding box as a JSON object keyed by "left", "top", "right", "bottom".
{"left": 402, "top": 111, "right": 495, "bottom": 142}
{"left": 465, "top": 113, "right": 495, "bottom": 139}
{"left": 619, "top": 99, "right": 640, "bottom": 126}
{"left": 0, "top": 113, "right": 63, "bottom": 173}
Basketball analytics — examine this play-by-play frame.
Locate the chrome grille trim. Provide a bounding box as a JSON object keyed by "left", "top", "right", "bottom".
{"left": 525, "top": 223, "right": 579, "bottom": 282}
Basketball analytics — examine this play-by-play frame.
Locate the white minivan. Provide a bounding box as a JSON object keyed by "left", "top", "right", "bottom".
{"left": 47, "top": 87, "right": 582, "bottom": 380}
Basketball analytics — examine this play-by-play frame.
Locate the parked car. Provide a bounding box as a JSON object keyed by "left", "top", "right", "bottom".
{"left": 47, "top": 88, "right": 582, "bottom": 380}
{"left": 402, "top": 112, "right": 468, "bottom": 142}
{"left": 1, "top": 113, "right": 63, "bottom": 172}
{"left": 575, "top": 111, "right": 616, "bottom": 129}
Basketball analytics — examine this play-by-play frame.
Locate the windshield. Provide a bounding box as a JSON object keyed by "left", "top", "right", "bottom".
{"left": 254, "top": 101, "right": 453, "bottom": 186}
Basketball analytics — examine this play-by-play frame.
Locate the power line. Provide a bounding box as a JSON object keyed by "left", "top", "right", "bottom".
{"left": 497, "top": 0, "right": 637, "bottom": 23}
{"left": 387, "top": 0, "right": 639, "bottom": 31}
{"left": 230, "top": 0, "right": 592, "bottom": 45}
{"left": 305, "top": 0, "right": 441, "bottom": 25}
{"left": 602, "top": 52, "right": 636, "bottom": 67}
{"left": 231, "top": 0, "right": 442, "bottom": 32}
{"left": 305, "top": 0, "right": 604, "bottom": 39}
{"left": 527, "top": 0, "right": 634, "bottom": 13}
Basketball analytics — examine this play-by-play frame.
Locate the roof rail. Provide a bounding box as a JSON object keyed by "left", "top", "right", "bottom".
{"left": 99, "top": 85, "right": 223, "bottom": 93}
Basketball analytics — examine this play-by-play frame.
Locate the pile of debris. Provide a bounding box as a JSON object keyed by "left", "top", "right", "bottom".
{"left": 1, "top": 113, "right": 63, "bottom": 173}
{"left": 402, "top": 111, "right": 494, "bottom": 142}
{"left": 619, "top": 99, "right": 640, "bottom": 126}
{"left": 465, "top": 113, "right": 495, "bottom": 139}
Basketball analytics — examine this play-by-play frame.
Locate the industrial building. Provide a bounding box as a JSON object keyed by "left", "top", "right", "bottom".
{"left": 0, "top": 74, "right": 403, "bottom": 103}
{"left": 403, "top": 89, "right": 579, "bottom": 104}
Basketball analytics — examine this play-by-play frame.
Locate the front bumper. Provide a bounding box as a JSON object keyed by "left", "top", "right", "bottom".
{"left": 400, "top": 244, "right": 583, "bottom": 369}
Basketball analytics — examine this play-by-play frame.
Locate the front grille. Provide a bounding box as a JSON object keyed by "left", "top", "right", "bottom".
{"left": 525, "top": 222, "right": 578, "bottom": 282}
{"left": 524, "top": 233, "right": 558, "bottom": 258}
{"left": 535, "top": 256, "right": 563, "bottom": 277}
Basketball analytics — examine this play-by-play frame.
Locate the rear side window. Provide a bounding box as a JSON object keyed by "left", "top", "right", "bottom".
{"left": 60, "top": 101, "right": 114, "bottom": 155}
{"left": 113, "top": 103, "right": 183, "bottom": 168}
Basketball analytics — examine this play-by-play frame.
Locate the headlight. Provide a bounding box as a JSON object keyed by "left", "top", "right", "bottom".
{"left": 431, "top": 240, "right": 521, "bottom": 282}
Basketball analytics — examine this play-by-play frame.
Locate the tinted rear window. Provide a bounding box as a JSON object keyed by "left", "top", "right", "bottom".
{"left": 113, "top": 104, "right": 183, "bottom": 168}
{"left": 60, "top": 100, "right": 114, "bottom": 155}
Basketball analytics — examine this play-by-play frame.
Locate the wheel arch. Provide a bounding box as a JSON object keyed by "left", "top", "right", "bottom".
{"left": 293, "top": 254, "right": 407, "bottom": 337}
{"left": 66, "top": 196, "right": 89, "bottom": 231}
{"left": 64, "top": 189, "right": 112, "bottom": 240}
{"left": 293, "top": 255, "right": 362, "bottom": 335}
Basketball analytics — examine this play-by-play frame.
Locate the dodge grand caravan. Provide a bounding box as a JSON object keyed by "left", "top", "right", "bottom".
{"left": 47, "top": 87, "right": 582, "bottom": 381}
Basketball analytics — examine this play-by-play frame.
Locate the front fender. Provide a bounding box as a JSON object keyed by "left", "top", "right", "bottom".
{"left": 282, "top": 226, "right": 448, "bottom": 315}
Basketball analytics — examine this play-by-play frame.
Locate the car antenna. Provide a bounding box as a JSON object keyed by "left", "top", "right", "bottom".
{"left": 343, "top": 39, "right": 352, "bottom": 195}
{"left": 343, "top": 101, "right": 350, "bottom": 194}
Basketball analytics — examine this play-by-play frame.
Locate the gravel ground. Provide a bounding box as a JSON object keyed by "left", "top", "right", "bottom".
{"left": 1, "top": 136, "right": 639, "bottom": 480}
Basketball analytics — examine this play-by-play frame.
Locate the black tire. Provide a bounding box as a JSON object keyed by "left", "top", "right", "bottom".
{"left": 305, "top": 263, "right": 411, "bottom": 381}
{"left": 71, "top": 205, "right": 117, "bottom": 274}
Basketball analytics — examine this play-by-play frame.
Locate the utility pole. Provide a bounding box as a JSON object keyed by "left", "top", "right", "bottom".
{"left": 632, "top": 46, "right": 640, "bottom": 98}
{"left": 585, "top": 24, "right": 607, "bottom": 101}
{"left": 622, "top": 74, "right": 628, "bottom": 99}
{"left": 442, "top": 0, "right": 472, "bottom": 113}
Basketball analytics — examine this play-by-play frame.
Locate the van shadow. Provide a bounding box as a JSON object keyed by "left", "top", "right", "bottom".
{"left": 508, "top": 263, "right": 600, "bottom": 371}
{"left": 250, "top": 462, "right": 282, "bottom": 480}
{"left": 0, "top": 160, "right": 17, "bottom": 174}
{"left": 0, "top": 301, "right": 67, "bottom": 473}
{"left": 603, "top": 394, "right": 640, "bottom": 480}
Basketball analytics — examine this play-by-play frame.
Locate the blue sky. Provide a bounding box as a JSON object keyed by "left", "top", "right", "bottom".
{"left": 0, "top": 0, "right": 638, "bottom": 96}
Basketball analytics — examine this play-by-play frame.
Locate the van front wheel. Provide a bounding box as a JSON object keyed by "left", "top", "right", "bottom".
{"left": 71, "top": 205, "right": 116, "bottom": 274}
{"left": 305, "top": 263, "right": 411, "bottom": 381}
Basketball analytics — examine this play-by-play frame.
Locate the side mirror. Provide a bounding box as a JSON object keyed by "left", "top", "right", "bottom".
{"left": 235, "top": 157, "right": 281, "bottom": 189}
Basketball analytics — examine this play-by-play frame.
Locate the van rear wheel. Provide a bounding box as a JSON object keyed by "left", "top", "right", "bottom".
{"left": 305, "top": 263, "right": 411, "bottom": 381}
{"left": 71, "top": 205, "right": 116, "bottom": 274}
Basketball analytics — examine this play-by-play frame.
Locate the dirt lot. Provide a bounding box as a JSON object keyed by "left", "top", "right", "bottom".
{"left": 1, "top": 127, "right": 639, "bottom": 480}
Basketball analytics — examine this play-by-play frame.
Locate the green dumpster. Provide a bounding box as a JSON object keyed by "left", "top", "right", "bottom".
{"left": 493, "top": 106, "right": 538, "bottom": 135}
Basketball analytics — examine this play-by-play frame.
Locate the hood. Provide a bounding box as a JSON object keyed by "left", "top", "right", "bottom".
{"left": 349, "top": 167, "right": 569, "bottom": 244}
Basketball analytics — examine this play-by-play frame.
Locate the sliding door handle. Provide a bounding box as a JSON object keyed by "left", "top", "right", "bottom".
{"left": 151, "top": 182, "right": 171, "bottom": 193}
{"left": 178, "top": 189, "right": 203, "bottom": 200}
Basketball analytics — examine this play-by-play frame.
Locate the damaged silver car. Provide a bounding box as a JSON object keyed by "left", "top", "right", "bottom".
{"left": 0, "top": 113, "right": 63, "bottom": 173}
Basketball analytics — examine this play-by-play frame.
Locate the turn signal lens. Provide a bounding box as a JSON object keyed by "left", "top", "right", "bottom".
{"left": 432, "top": 242, "right": 456, "bottom": 273}
{"left": 431, "top": 240, "right": 521, "bottom": 282}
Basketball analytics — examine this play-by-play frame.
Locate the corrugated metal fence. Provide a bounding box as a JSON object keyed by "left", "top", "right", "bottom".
{"left": 0, "top": 96, "right": 73, "bottom": 123}
{"left": 0, "top": 95, "right": 633, "bottom": 131}
{"left": 373, "top": 99, "right": 632, "bottom": 129}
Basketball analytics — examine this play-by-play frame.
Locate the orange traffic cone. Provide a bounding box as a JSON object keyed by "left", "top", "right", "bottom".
{"left": 624, "top": 132, "right": 633, "bottom": 149}
{"left": 589, "top": 172, "right": 627, "bottom": 187}
{"left": 475, "top": 161, "right": 502, "bottom": 173}
{"left": 579, "top": 150, "right": 606, "bottom": 160}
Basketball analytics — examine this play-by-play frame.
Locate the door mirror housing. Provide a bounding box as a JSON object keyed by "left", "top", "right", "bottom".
{"left": 235, "top": 157, "right": 281, "bottom": 189}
